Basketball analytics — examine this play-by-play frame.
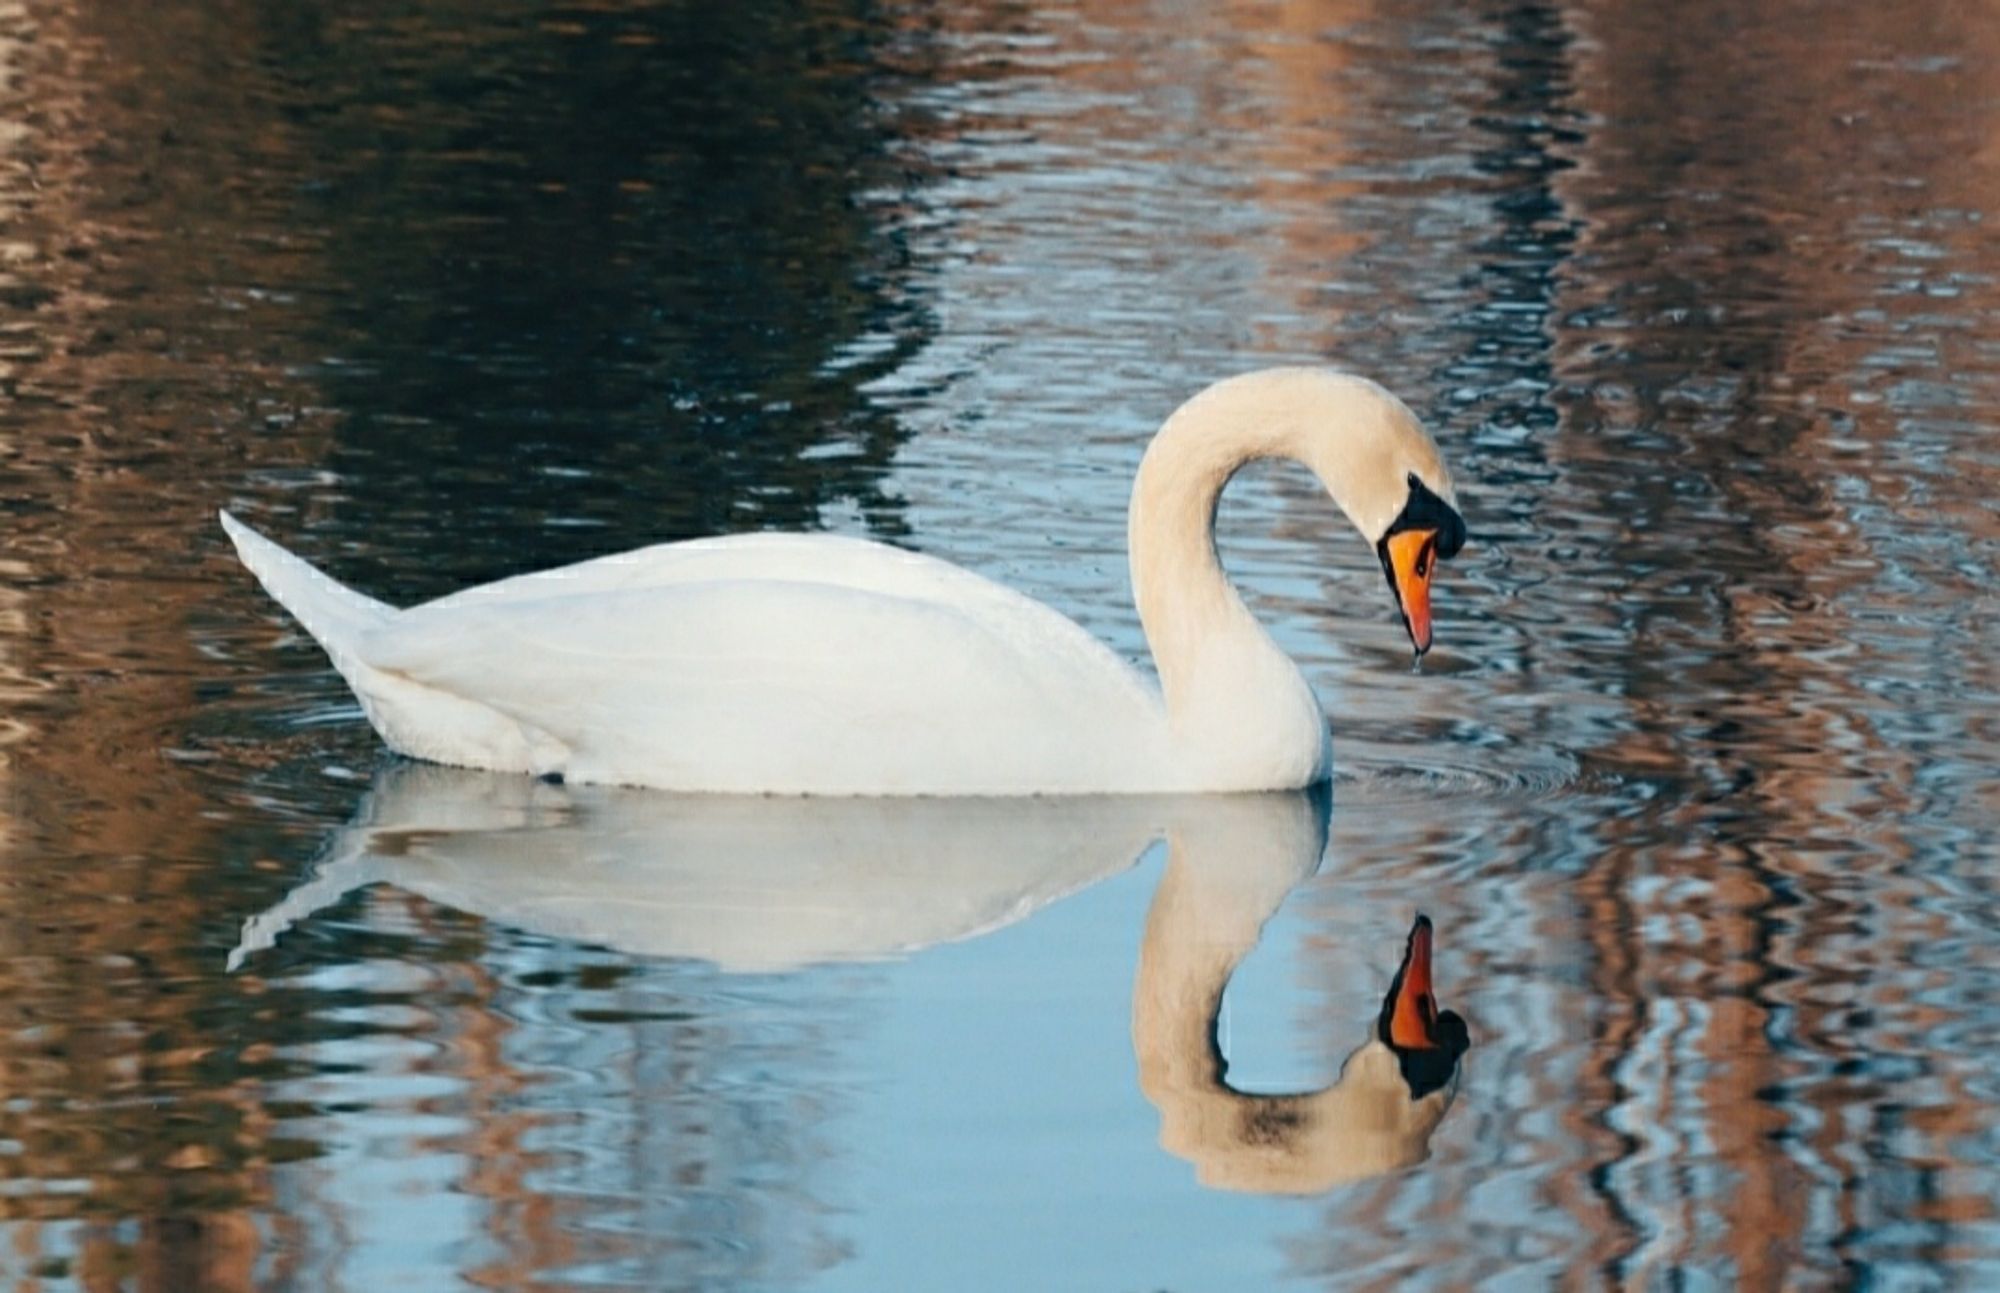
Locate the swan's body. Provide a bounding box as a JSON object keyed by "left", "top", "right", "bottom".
{"left": 221, "top": 368, "right": 1463, "bottom": 795}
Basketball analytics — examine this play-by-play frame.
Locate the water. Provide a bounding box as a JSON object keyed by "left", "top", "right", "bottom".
{"left": 2, "top": 0, "right": 1996, "bottom": 1287}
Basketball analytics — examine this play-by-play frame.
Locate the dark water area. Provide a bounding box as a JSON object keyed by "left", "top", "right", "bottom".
{"left": 1, "top": 0, "right": 1996, "bottom": 1288}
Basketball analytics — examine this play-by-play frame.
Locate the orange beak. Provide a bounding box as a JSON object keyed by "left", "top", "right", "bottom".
{"left": 1381, "top": 528, "right": 1438, "bottom": 657}
{"left": 1388, "top": 915, "right": 1438, "bottom": 1049}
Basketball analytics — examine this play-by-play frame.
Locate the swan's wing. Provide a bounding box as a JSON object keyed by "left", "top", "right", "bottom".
{"left": 358, "top": 574, "right": 1162, "bottom": 793}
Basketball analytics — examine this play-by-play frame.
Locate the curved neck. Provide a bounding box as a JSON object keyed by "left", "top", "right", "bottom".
{"left": 1123, "top": 369, "right": 1449, "bottom": 786}
{"left": 1128, "top": 398, "right": 1334, "bottom": 727}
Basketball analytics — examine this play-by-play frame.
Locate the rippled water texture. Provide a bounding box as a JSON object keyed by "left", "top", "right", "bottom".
{"left": 2, "top": 0, "right": 1997, "bottom": 1288}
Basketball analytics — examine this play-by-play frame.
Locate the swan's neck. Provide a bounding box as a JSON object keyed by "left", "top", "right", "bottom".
{"left": 1128, "top": 416, "right": 1256, "bottom": 717}
{"left": 1127, "top": 386, "right": 1362, "bottom": 780}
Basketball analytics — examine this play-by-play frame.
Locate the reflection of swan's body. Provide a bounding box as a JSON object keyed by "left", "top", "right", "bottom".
{"left": 220, "top": 369, "right": 1465, "bottom": 795}
{"left": 230, "top": 763, "right": 1168, "bottom": 972}
{"left": 1135, "top": 801, "right": 1470, "bottom": 1193}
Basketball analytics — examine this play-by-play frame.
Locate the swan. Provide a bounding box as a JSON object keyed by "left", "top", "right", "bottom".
{"left": 1134, "top": 794, "right": 1470, "bottom": 1192}
{"left": 219, "top": 367, "right": 1465, "bottom": 795}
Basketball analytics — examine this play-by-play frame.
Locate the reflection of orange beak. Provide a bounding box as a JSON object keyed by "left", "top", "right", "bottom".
{"left": 1389, "top": 915, "right": 1437, "bottom": 1049}
{"left": 1382, "top": 529, "right": 1437, "bottom": 657}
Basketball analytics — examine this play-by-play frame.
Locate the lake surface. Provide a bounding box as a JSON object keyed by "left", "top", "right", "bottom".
{"left": 2, "top": 0, "right": 1996, "bottom": 1288}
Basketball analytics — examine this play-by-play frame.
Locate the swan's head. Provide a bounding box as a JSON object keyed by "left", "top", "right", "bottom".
{"left": 1374, "top": 913, "right": 1471, "bottom": 1100}
{"left": 1137, "top": 367, "right": 1467, "bottom": 659}
{"left": 1293, "top": 374, "right": 1467, "bottom": 659}
{"left": 1197, "top": 368, "right": 1467, "bottom": 656}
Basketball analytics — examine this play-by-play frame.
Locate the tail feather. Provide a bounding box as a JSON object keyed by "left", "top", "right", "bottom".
{"left": 219, "top": 510, "right": 395, "bottom": 686}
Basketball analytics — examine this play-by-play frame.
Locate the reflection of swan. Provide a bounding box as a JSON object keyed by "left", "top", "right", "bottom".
{"left": 1135, "top": 799, "right": 1470, "bottom": 1194}
{"left": 230, "top": 763, "right": 1176, "bottom": 973}
{"left": 220, "top": 368, "right": 1465, "bottom": 795}
{"left": 233, "top": 767, "right": 1466, "bottom": 1189}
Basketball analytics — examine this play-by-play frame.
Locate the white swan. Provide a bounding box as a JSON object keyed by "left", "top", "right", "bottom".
{"left": 220, "top": 368, "right": 1465, "bottom": 795}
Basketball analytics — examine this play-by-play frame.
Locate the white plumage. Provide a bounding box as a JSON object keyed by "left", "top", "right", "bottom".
{"left": 221, "top": 368, "right": 1458, "bottom": 795}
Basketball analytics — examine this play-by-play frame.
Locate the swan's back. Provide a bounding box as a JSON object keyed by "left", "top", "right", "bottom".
{"left": 421, "top": 531, "right": 1023, "bottom": 608}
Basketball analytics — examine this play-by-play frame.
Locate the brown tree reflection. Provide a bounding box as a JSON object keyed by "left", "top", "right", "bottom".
{"left": 0, "top": 0, "right": 942, "bottom": 1285}
{"left": 1543, "top": 0, "right": 2000, "bottom": 1283}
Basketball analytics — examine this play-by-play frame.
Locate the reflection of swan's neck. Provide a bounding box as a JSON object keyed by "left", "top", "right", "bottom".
{"left": 1133, "top": 837, "right": 1454, "bottom": 1195}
